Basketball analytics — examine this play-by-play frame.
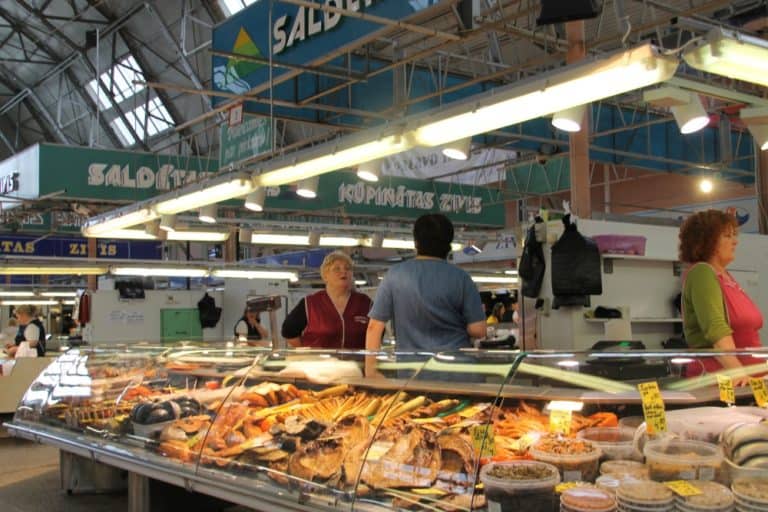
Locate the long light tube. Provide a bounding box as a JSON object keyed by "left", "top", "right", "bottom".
{"left": 1, "top": 300, "right": 59, "bottom": 306}
{"left": 112, "top": 267, "right": 209, "bottom": 278}
{"left": 154, "top": 176, "right": 254, "bottom": 215}
{"left": 0, "top": 291, "right": 36, "bottom": 297}
{"left": 251, "top": 233, "right": 310, "bottom": 245}
{"left": 1, "top": 266, "right": 108, "bottom": 275}
{"left": 413, "top": 43, "right": 677, "bottom": 147}
{"left": 212, "top": 269, "right": 298, "bottom": 281}
{"left": 319, "top": 236, "right": 361, "bottom": 247}
{"left": 40, "top": 292, "right": 78, "bottom": 297}
{"left": 90, "top": 229, "right": 230, "bottom": 242}
{"left": 472, "top": 275, "right": 520, "bottom": 284}
{"left": 683, "top": 28, "right": 768, "bottom": 87}
{"left": 83, "top": 208, "right": 156, "bottom": 237}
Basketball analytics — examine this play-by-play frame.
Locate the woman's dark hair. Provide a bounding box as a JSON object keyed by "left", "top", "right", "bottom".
{"left": 413, "top": 213, "right": 454, "bottom": 258}
{"left": 491, "top": 302, "right": 505, "bottom": 320}
{"left": 678, "top": 209, "right": 738, "bottom": 264}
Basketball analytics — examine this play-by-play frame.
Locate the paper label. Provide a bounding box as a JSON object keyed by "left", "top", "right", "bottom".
{"left": 366, "top": 441, "right": 394, "bottom": 461}
{"left": 717, "top": 374, "right": 735, "bottom": 405}
{"left": 459, "top": 403, "right": 490, "bottom": 418}
{"left": 698, "top": 466, "right": 716, "bottom": 481}
{"left": 470, "top": 424, "right": 495, "bottom": 458}
{"left": 750, "top": 378, "right": 768, "bottom": 407}
{"left": 665, "top": 480, "right": 702, "bottom": 496}
{"left": 549, "top": 408, "right": 572, "bottom": 435}
{"left": 411, "top": 488, "right": 447, "bottom": 496}
{"left": 637, "top": 381, "right": 667, "bottom": 434}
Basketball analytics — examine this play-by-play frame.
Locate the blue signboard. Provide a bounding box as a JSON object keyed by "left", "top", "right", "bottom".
{"left": 212, "top": 1, "right": 440, "bottom": 97}
{"left": 0, "top": 235, "right": 162, "bottom": 260}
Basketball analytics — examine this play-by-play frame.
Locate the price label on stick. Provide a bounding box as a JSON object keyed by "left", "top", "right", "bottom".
{"left": 470, "top": 424, "right": 495, "bottom": 458}
{"left": 637, "top": 381, "right": 667, "bottom": 435}
{"left": 717, "top": 374, "right": 735, "bottom": 405}
{"left": 549, "top": 408, "right": 572, "bottom": 435}
{"left": 665, "top": 480, "right": 702, "bottom": 497}
{"left": 750, "top": 378, "right": 768, "bottom": 407}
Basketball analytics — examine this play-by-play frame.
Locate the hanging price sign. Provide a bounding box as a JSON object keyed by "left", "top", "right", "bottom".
{"left": 549, "top": 408, "right": 572, "bottom": 435}
{"left": 750, "top": 378, "right": 768, "bottom": 408}
{"left": 638, "top": 381, "right": 667, "bottom": 435}
{"left": 717, "top": 374, "right": 735, "bottom": 405}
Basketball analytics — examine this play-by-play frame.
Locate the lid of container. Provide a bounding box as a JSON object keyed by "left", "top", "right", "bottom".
{"left": 479, "top": 460, "right": 560, "bottom": 491}
{"left": 676, "top": 481, "right": 733, "bottom": 508}
{"left": 578, "top": 427, "right": 634, "bottom": 446}
{"left": 643, "top": 439, "right": 722, "bottom": 464}
{"left": 561, "top": 487, "right": 616, "bottom": 511}
{"left": 600, "top": 460, "right": 648, "bottom": 476}
{"left": 732, "top": 479, "right": 768, "bottom": 505}
{"left": 616, "top": 481, "right": 674, "bottom": 504}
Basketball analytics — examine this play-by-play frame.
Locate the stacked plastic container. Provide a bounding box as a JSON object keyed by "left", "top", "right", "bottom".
{"left": 479, "top": 460, "right": 560, "bottom": 512}
{"left": 675, "top": 481, "right": 734, "bottom": 512}
{"left": 615, "top": 481, "right": 675, "bottom": 512}
{"left": 732, "top": 479, "right": 768, "bottom": 511}
{"left": 560, "top": 487, "right": 617, "bottom": 512}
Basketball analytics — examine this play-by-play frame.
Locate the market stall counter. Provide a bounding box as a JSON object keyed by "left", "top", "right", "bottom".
{"left": 4, "top": 345, "right": 768, "bottom": 511}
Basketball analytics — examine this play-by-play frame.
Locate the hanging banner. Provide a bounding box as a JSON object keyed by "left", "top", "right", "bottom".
{"left": 0, "top": 145, "right": 39, "bottom": 212}
{"left": 212, "top": 1, "right": 442, "bottom": 96}
{"left": 219, "top": 117, "right": 272, "bottom": 169}
{"left": 384, "top": 146, "right": 515, "bottom": 185}
{"left": 264, "top": 171, "right": 505, "bottom": 227}
{"left": 0, "top": 234, "right": 161, "bottom": 260}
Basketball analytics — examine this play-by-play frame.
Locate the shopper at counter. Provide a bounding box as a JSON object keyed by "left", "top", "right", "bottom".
{"left": 281, "top": 251, "right": 372, "bottom": 349}
{"left": 234, "top": 306, "right": 269, "bottom": 345}
{"left": 365, "top": 214, "right": 486, "bottom": 362}
{"left": 4, "top": 305, "right": 46, "bottom": 357}
{"left": 487, "top": 303, "right": 506, "bottom": 325}
{"left": 679, "top": 209, "right": 763, "bottom": 381}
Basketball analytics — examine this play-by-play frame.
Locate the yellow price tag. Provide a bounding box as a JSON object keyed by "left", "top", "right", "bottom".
{"left": 549, "top": 408, "right": 572, "bottom": 435}
{"left": 470, "top": 424, "right": 495, "bottom": 458}
{"left": 750, "top": 378, "right": 768, "bottom": 408}
{"left": 637, "top": 381, "right": 667, "bottom": 435}
{"left": 717, "top": 374, "right": 735, "bottom": 405}
{"left": 411, "top": 488, "right": 447, "bottom": 496}
{"left": 665, "top": 480, "right": 702, "bottom": 497}
{"left": 555, "top": 482, "right": 582, "bottom": 494}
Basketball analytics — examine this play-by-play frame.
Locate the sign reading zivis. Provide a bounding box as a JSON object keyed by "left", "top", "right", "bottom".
{"left": 0, "top": 171, "right": 19, "bottom": 195}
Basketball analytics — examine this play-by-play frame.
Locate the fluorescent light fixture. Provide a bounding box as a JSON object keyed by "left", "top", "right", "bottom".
{"left": 238, "top": 228, "right": 253, "bottom": 244}
{"left": 747, "top": 125, "right": 768, "bottom": 151}
{"left": 255, "top": 134, "right": 411, "bottom": 187}
{"left": 319, "top": 236, "right": 361, "bottom": 247}
{"left": 381, "top": 238, "right": 414, "bottom": 250}
{"left": 296, "top": 176, "right": 319, "bottom": 199}
{"left": 159, "top": 215, "right": 176, "bottom": 232}
{"left": 1, "top": 265, "right": 107, "bottom": 275}
{"left": 62, "top": 300, "right": 76, "bottom": 306}
{"left": 699, "top": 178, "right": 714, "bottom": 193}
{"left": 355, "top": 279, "right": 367, "bottom": 286}
{"left": 94, "top": 229, "right": 229, "bottom": 242}
{"left": 211, "top": 269, "right": 298, "bottom": 281}
{"left": 307, "top": 231, "right": 321, "bottom": 247}
{"left": 552, "top": 104, "right": 587, "bottom": 132}
{"left": 683, "top": 28, "right": 768, "bottom": 88}
{"left": 0, "top": 291, "right": 36, "bottom": 297}
{"left": 369, "top": 233, "right": 384, "bottom": 248}
{"left": 644, "top": 87, "right": 709, "bottom": 134}
{"left": 244, "top": 188, "right": 266, "bottom": 212}
{"left": 472, "top": 275, "right": 520, "bottom": 284}
{"left": 413, "top": 43, "right": 677, "bottom": 147}
{"left": 740, "top": 107, "right": 768, "bottom": 150}
{"left": 40, "top": 292, "right": 78, "bottom": 297}
{"left": 145, "top": 220, "right": 161, "bottom": 236}
{"left": 251, "top": 233, "right": 310, "bottom": 245}
{"left": 154, "top": 175, "right": 254, "bottom": 215}
{"left": 357, "top": 159, "right": 382, "bottom": 182}
{"left": 504, "top": 270, "right": 519, "bottom": 275}
{"left": 112, "top": 266, "right": 209, "bottom": 278}
{"left": 557, "top": 360, "right": 580, "bottom": 368}
{"left": 198, "top": 204, "right": 217, "bottom": 223}
{"left": 442, "top": 137, "right": 471, "bottom": 160}
{"left": 82, "top": 207, "right": 156, "bottom": 237}
{"left": 546, "top": 400, "right": 584, "bottom": 412}
{"left": 1, "top": 300, "right": 59, "bottom": 306}
{"left": 670, "top": 357, "right": 694, "bottom": 365}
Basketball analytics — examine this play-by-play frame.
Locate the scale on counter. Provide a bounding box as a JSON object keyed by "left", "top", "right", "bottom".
{"left": 582, "top": 340, "right": 670, "bottom": 381}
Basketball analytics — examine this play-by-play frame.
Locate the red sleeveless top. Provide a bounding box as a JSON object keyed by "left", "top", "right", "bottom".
{"left": 301, "top": 290, "right": 372, "bottom": 349}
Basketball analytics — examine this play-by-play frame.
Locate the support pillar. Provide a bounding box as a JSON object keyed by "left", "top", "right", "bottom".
{"left": 87, "top": 238, "right": 97, "bottom": 291}
{"left": 128, "top": 472, "right": 150, "bottom": 512}
{"left": 566, "top": 20, "right": 591, "bottom": 219}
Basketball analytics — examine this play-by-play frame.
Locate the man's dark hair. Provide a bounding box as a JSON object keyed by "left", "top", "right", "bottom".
{"left": 414, "top": 213, "right": 454, "bottom": 258}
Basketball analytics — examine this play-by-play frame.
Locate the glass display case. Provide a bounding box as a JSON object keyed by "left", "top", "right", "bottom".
{"left": 6, "top": 345, "right": 768, "bottom": 511}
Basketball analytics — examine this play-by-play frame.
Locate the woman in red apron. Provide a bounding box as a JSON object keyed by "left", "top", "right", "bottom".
{"left": 679, "top": 210, "right": 765, "bottom": 380}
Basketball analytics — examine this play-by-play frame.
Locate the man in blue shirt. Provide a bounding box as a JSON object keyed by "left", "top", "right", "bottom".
{"left": 365, "top": 214, "right": 486, "bottom": 372}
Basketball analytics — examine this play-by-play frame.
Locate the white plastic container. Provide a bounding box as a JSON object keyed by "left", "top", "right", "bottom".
{"left": 480, "top": 460, "right": 560, "bottom": 512}
{"left": 675, "top": 480, "right": 734, "bottom": 512}
{"left": 731, "top": 479, "right": 768, "bottom": 511}
{"left": 643, "top": 439, "right": 723, "bottom": 482}
{"left": 616, "top": 481, "right": 674, "bottom": 512}
{"left": 600, "top": 460, "right": 650, "bottom": 480}
{"left": 560, "top": 486, "right": 617, "bottom": 512}
{"left": 530, "top": 439, "right": 602, "bottom": 483}
{"left": 578, "top": 427, "right": 637, "bottom": 461}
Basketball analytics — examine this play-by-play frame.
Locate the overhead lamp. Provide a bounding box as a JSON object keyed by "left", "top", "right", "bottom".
{"left": 552, "top": 104, "right": 587, "bottom": 132}
{"left": 307, "top": 231, "right": 321, "bottom": 246}
{"left": 357, "top": 159, "right": 382, "bottom": 182}
{"left": 1, "top": 300, "right": 59, "bottom": 306}
{"left": 238, "top": 228, "right": 253, "bottom": 244}
{"left": 93, "top": 229, "right": 229, "bottom": 242}
{"left": 82, "top": 207, "right": 156, "bottom": 237}
{"left": 683, "top": 27, "right": 768, "bottom": 88}
{"left": 244, "top": 188, "right": 266, "bottom": 212}
{"left": 40, "top": 292, "right": 78, "bottom": 297}
{"left": 111, "top": 266, "right": 209, "bottom": 278}
{"left": 545, "top": 400, "right": 584, "bottom": 412}
{"left": 472, "top": 275, "right": 520, "bottom": 284}
{"left": 644, "top": 87, "right": 709, "bottom": 134}
{"left": 355, "top": 279, "right": 367, "bottom": 286}
{"left": 145, "top": 220, "right": 161, "bottom": 236}
{"left": 296, "top": 176, "right": 319, "bottom": 199}
{"left": 740, "top": 107, "right": 768, "bottom": 150}
{"left": 159, "top": 215, "right": 177, "bottom": 232}
{"left": 0, "top": 291, "right": 36, "bottom": 297}
{"left": 154, "top": 174, "right": 254, "bottom": 215}
{"left": 381, "top": 238, "right": 415, "bottom": 250}
{"left": 504, "top": 270, "right": 519, "bottom": 275}
{"left": 198, "top": 204, "right": 217, "bottom": 224}
{"left": 211, "top": 269, "right": 298, "bottom": 281}
{"left": 0, "top": 265, "right": 108, "bottom": 275}
{"left": 699, "top": 177, "right": 714, "bottom": 194}
{"left": 250, "top": 233, "right": 310, "bottom": 245}
{"left": 442, "top": 137, "right": 472, "bottom": 160}
{"left": 61, "top": 300, "right": 76, "bottom": 306}
{"left": 319, "top": 236, "right": 360, "bottom": 247}
{"left": 413, "top": 43, "right": 678, "bottom": 147}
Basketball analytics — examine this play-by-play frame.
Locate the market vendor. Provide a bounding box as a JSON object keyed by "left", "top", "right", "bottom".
{"left": 5, "top": 305, "right": 46, "bottom": 357}
{"left": 234, "top": 305, "right": 269, "bottom": 345}
{"left": 365, "top": 214, "right": 486, "bottom": 362}
{"left": 281, "top": 251, "right": 372, "bottom": 349}
{"left": 679, "top": 209, "right": 764, "bottom": 383}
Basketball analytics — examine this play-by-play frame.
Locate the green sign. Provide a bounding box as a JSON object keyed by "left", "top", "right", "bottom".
{"left": 37, "top": 143, "right": 219, "bottom": 202}
{"left": 219, "top": 117, "right": 272, "bottom": 169}
{"left": 0, "top": 210, "right": 85, "bottom": 233}
{"left": 265, "top": 171, "right": 505, "bottom": 227}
